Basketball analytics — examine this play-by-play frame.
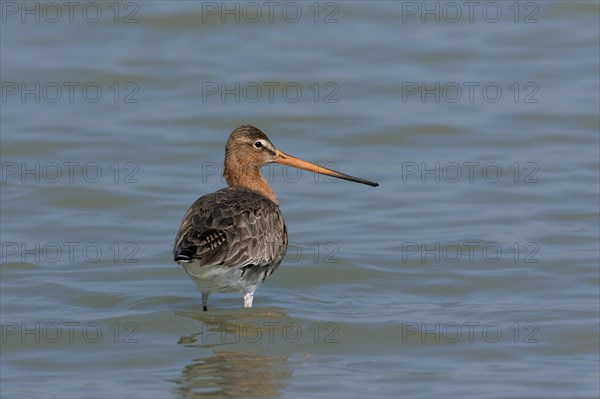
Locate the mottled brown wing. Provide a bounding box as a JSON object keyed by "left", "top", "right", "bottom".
{"left": 173, "top": 187, "right": 288, "bottom": 271}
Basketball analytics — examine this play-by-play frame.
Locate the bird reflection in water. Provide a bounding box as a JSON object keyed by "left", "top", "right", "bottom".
{"left": 174, "top": 310, "right": 291, "bottom": 397}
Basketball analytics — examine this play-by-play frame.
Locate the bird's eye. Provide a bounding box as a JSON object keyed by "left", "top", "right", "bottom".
{"left": 254, "top": 141, "right": 263, "bottom": 149}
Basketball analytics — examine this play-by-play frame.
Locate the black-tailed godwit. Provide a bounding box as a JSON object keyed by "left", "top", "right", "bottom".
{"left": 173, "top": 125, "right": 378, "bottom": 310}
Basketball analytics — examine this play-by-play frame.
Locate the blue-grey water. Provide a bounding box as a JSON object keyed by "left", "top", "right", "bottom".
{"left": 1, "top": 1, "right": 599, "bottom": 398}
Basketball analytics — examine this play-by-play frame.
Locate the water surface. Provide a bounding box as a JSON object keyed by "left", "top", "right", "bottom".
{"left": 1, "top": 1, "right": 599, "bottom": 398}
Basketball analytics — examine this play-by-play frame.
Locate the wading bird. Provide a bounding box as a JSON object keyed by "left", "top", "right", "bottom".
{"left": 173, "top": 125, "right": 378, "bottom": 310}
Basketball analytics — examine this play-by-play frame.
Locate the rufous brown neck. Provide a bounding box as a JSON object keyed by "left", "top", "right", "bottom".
{"left": 224, "top": 159, "right": 278, "bottom": 205}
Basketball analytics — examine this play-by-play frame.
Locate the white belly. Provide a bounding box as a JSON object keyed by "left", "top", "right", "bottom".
{"left": 179, "top": 261, "right": 264, "bottom": 294}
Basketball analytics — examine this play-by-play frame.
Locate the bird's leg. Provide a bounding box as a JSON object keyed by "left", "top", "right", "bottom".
{"left": 201, "top": 292, "right": 210, "bottom": 311}
{"left": 243, "top": 292, "right": 254, "bottom": 308}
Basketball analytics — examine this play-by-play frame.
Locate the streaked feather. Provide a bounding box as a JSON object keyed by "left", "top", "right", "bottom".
{"left": 174, "top": 186, "right": 288, "bottom": 292}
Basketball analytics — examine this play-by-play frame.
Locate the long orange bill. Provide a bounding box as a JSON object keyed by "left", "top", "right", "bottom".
{"left": 273, "top": 150, "right": 379, "bottom": 187}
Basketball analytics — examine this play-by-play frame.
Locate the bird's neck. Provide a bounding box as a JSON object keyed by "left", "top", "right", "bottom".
{"left": 224, "top": 163, "right": 278, "bottom": 205}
